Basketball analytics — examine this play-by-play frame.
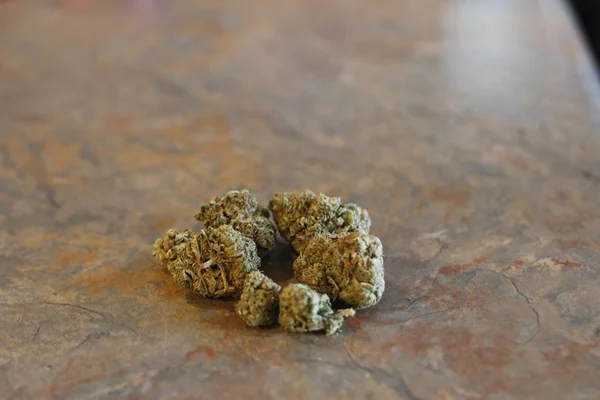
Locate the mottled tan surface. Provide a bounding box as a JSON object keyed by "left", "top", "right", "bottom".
{"left": 2, "top": 0, "right": 600, "bottom": 399}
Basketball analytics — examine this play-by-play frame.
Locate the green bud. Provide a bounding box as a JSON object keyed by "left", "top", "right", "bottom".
{"left": 278, "top": 283, "right": 355, "bottom": 335}
{"left": 269, "top": 190, "right": 371, "bottom": 253}
{"left": 152, "top": 229, "right": 198, "bottom": 289}
{"left": 195, "top": 189, "right": 276, "bottom": 255}
{"left": 195, "top": 189, "right": 258, "bottom": 226}
{"left": 235, "top": 270, "right": 281, "bottom": 327}
{"left": 152, "top": 226, "right": 260, "bottom": 297}
{"left": 293, "top": 232, "right": 384, "bottom": 309}
{"left": 230, "top": 216, "right": 276, "bottom": 257}
{"left": 192, "top": 225, "right": 261, "bottom": 298}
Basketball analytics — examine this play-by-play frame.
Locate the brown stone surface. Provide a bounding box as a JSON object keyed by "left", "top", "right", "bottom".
{"left": 1, "top": 0, "right": 600, "bottom": 399}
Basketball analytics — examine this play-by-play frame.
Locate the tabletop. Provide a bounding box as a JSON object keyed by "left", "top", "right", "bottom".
{"left": 1, "top": 0, "right": 600, "bottom": 399}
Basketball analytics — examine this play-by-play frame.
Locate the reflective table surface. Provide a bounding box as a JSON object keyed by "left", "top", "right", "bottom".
{"left": 1, "top": 0, "right": 600, "bottom": 399}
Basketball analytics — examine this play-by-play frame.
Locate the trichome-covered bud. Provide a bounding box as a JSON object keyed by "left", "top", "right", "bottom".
{"left": 278, "top": 283, "right": 355, "bottom": 335}
{"left": 152, "top": 229, "right": 198, "bottom": 289}
{"left": 269, "top": 190, "right": 371, "bottom": 253}
{"left": 192, "top": 225, "right": 261, "bottom": 297}
{"left": 195, "top": 189, "right": 276, "bottom": 255}
{"left": 230, "top": 216, "right": 276, "bottom": 257}
{"left": 195, "top": 189, "right": 258, "bottom": 226}
{"left": 293, "top": 232, "right": 384, "bottom": 309}
{"left": 235, "top": 270, "right": 281, "bottom": 327}
{"left": 152, "top": 225, "right": 260, "bottom": 297}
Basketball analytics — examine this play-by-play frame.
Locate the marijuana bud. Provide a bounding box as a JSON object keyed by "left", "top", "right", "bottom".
{"left": 192, "top": 225, "right": 261, "bottom": 298}
{"left": 195, "top": 189, "right": 258, "bottom": 226}
{"left": 152, "top": 229, "right": 198, "bottom": 289}
{"left": 278, "top": 283, "right": 355, "bottom": 335}
{"left": 230, "top": 216, "right": 276, "bottom": 257}
{"left": 152, "top": 226, "right": 260, "bottom": 297}
{"left": 235, "top": 270, "right": 281, "bottom": 327}
{"left": 293, "top": 232, "right": 384, "bottom": 309}
{"left": 195, "top": 189, "right": 276, "bottom": 255}
{"left": 269, "top": 190, "right": 371, "bottom": 254}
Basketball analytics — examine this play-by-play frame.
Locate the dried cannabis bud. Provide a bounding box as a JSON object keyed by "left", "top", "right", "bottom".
{"left": 235, "top": 270, "right": 281, "bottom": 327}
{"left": 230, "top": 216, "right": 276, "bottom": 256}
{"left": 293, "top": 232, "right": 384, "bottom": 309}
{"left": 195, "top": 189, "right": 258, "bottom": 225}
{"left": 278, "top": 283, "right": 355, "bottom": 335}
{"left": 152, "top": 229, "right": 198, "bottom": 289}
{"left": 152, "top": 226, "right": 260, "bottom": 297}
{"left": 269, "top": 190, "right": 371, "bottom": 253}
{"left": 195, "top": 189, "right": 276, "bottom": 255}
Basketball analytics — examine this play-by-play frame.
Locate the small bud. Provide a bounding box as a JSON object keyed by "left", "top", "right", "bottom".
{"left": 195, "top": 189, "right": 258, "bottom": 226}
{"left": 152, "top": 228, "right": 191, "bottom": 266}
{"left": 152, "top": 229, "right": 198, "bottom": 289}
{"left": 230, "top": 216, "right": 276, "bottom": 257}
{"left": 192, "top": 225, "right": 261, "bottom": 298}
{"left": 278, "top": 283, "right": 355, "bottom": 335}
{"left": 293, "top": 232, "right": 384, "bottom": 309}
{"left": 152, "top": 225, "right": 260, "bottom": 297}
{"left": 195, "top": 189, "right": 276, "bottom": 255}
{"left": 236, "top": 270, "right": 281, "bottom": 327}
{"left": 269, "top": 190, "right": 371, "bottom": 253}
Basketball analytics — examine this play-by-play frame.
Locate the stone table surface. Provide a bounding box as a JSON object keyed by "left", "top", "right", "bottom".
{"left": 1, "top": 0, "right": 600, "bottom": 399}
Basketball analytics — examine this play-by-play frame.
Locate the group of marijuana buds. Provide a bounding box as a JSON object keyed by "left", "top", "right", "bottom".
{"left": 153, "top": 189, "right": 385, "bottom": 335}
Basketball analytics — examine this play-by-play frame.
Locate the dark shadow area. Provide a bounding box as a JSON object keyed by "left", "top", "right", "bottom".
{"left": 260, "top": 239, "right": 296, "bottom": 284}
{"left": 568, "top": 0, "right": 600, "bottom": 70}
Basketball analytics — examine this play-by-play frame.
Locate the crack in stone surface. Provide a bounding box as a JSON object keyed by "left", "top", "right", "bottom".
{"left": 344, "top": 341, "right": 423, "bottom": 400}
{"left": 504, "top": 275, "right": 541, "bottom": 345}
